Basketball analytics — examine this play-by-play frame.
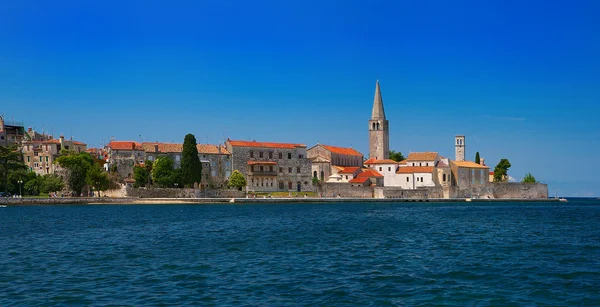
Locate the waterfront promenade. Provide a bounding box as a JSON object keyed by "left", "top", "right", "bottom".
{"left": 0, "top": 197, "right": 560, "bottom": 205}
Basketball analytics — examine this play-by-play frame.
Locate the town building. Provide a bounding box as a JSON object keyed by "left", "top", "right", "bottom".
{"left": 226, "top": 139, "right": 312, "bottom": 192}
{"left": 105, "top": 141, "right": 144, "bottom": 178}
{"left": 307, "top": 144, "right": 363, "bottom": 183}
{"left": 22, "top": 135, "right": 87, "bottom": 175}
{"left": 369, "top": 81, "right": 390, "bottom": 160}
{"left": 348, "top": 169, "right": 384, "bottom": 187}
{"left": 364, "top": 158, "right": 399, "bottom": 186}
{"left": 0, "top": 116, "right": 26, "bottom": 146}
{"left": 449, "top": 160, "right": 490, "bottom": 189}
{"left": 196, "top": 144, "right": 232, "bottom": 188}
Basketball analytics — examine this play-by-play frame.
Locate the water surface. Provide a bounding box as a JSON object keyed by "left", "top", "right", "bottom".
{"left": 1, "top": 200, "right": 599, "bottom": 306}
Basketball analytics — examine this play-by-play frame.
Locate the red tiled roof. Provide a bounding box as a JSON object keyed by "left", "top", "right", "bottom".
{"left": 108, "top": 141, "right": 143, "bottom": 151}
{"left": 399, "top": 159, "right": 407, "bottom": 165}
{"left": 349, "top": 177, "right": 370, "bottom": 183}
{"left": 489, "top": 171, "right": 495, "bottom": 175}
{"left": 247, "top": 161, "right": 277, "bottom": 165}
{"left": 451, "top": 161, "right": 489, "bottom": 169}
{"left": 228, "top": 139, "right": 305, "bottom": 149}
{"left": 356, "top": 169, "right": 384, "bottom": 178}
{"left": 367, "top": 159, "right": 398, "bottom": 164}
{"left": 396, "top": 166, "right": 434, "bottom": 174}
{"left": 73, "top": 141, "right": 86, "bottom": 146}
{"left": 197, "top": 144, "right": 230, "bottom": 155}
{"left": 338, "top": 166, "right": 360, "bottom": 174}
{"left": 142, "top": 142, "right": 182, "bottom": 153}
{"left": 321, "top": 145, "right": 363, "bottom": 157}
{"left": 406, "top": 152, "right": 438, "bottom": 161}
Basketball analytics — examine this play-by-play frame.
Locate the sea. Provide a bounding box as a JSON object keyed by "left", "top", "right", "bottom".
{"left": 1, "top": 199, "right": 599, "bottom": 306}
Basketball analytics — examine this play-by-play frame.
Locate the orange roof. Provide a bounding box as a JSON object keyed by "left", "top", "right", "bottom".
{"left": 452, "top": 161, "right": 489, "bottom": 169}
{"left": 73, "top": 141, "right": 86, "bottom": 146}
{"left": 108, "top": 141, "right": 143, "bottom": 151}
{"left": 142, "top": 142, "right": 183, "bottom": 153}
{"left": 489, "top": 171, "right": 494, "bottom": 175}
{"left": 247, "top": 161, "right": 277, "bottom": 165}
{"left": 321, "top": 145, "right": 363, "bottom": 157}
{"left": 364, "top": 158, "right": 377, "bottom": 164}
{"left": 338, "top": 166, "right": 360, "bottom": 174}
{"left": 349, "top": 177, "right": 370, "bottom": 183}
{"left": 228, "top": 139, "right": 305, "bottom": 149}
{"left": 399, "top": 159, "right": 407, "bottom": 165}
{"left": 197, "top": 144, "right": 230, "bottom": 155}
{"left": 396, "top": 166, "right": 434, "bottom": 174}
{"left": 356, "top": 169, "right": 384, "bottom": 178}
{"left": 406, "top": 152, "right": 438, "bottom": 161}
{"left": 368, "top": 159, "right": 398, "bottom": 164}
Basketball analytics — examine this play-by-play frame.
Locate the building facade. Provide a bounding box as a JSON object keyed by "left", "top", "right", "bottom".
{"left": 307, "top": 144, "right": 364, "bottom": 183}
{"left": 22, "top": 135, "right": 87, "bottom": 175}
{"left": 226, "top": 139, "right": 312, "bottom": 192}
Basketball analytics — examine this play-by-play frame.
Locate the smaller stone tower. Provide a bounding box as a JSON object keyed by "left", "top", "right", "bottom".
{"left": 455, "top": 135, "right": 465, "bottom": 161}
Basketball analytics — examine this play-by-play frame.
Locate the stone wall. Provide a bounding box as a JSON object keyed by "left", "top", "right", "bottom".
{"left": 449, "top": 183, "right": 548, "bottom": 199}
{"left": 322, "top": 183, "right": 374, "bottom": 198}
{"left": 125, "top": 187, "right": 199, "bottom": 198}
{"left": 375, "top": 186, "right": 444, "bottom": 199}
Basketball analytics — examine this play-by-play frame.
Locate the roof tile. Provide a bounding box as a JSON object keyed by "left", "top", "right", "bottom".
{"left": 406, "top": 152, "right": 438, "bottom": 161}
{"left": 228, "top": 139, "right": 306, "bottom": 149}
{"left": 321, "top": 145, "right": 363, "bottom": 157}
{"left": 396, "top": 166, "right": 434, "bottom": 174}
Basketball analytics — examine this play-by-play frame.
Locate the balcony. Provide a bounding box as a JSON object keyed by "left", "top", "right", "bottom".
{"left": 249, "top": 171, "right": 277, "bottom": 176}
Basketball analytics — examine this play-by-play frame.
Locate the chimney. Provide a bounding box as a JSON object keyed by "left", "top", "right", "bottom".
{"left": 131, "top": 142, "right": 135, "bottom": 150}
{"left": 480, "top": 158, "right": 485, "bottom": 166}
{"left": 59, "top": 134, "right": 64, "bottom": 147}
{"left": 155, "top": 144, "right": 159, "bottom": 153}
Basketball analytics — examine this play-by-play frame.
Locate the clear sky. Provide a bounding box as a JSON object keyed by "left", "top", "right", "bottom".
{"left": 1, "top": 0, "right": 599, "bottom": 196}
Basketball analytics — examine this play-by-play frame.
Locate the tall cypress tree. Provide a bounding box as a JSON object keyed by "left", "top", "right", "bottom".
{"left": 181, "top": 134, "right": 202, "bottom": 187}
{"left": 475, "top": 152, "right": 480, "bottom": 164}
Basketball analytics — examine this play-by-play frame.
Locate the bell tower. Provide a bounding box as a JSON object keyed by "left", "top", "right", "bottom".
{"left": 369, "top": 81, "right": 389, "bottom": 160}
{"left": 455, "top": 135, "right": 465, "bottom": 161}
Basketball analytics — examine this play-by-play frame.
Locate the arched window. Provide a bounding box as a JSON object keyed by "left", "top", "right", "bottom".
{"left": 313, "top": 171, "right": 317, "bottom": 178}
{"left": 372, "top": 123, "right": 376, "bottom": 130}
{"left": 443, "top": 174, "right": 446, "bottom": 181}
{"left": 320, "top": 171, "right": 324, "bottom": 181}
{"left": 288, "top": 181, "right": 293, "bottom": 190}
{"left": 377, "top": 123, "right": 380, "bottom": 130}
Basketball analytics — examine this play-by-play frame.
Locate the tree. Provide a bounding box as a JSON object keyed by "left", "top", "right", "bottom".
{"left": 152, "top": 156, "right": 181, "bottom": 188}
{"left": 312, "top": 176, "right": 321, "bottom": 192}
{"left": 56, "top": 152, "right": 95, "bottom": 196}
{"left": 133, "top": 165, "right": 149, "bottom": 188}
{"left": 475, "top": 152, "right": 480, "bottom": 164}
{"left": 40, "top": 174, "right": 64, "bottom": 193}
{"left": 228, "top": 170, "right": 246, "bottom": 191}
{"left": 86, "top": 163, "right": 109, "bottom": 196}
{"left": 389, "top": 150, "right": 405, "bottom": 162}
{"left": 493, "top": 159, "right": 511, "bottom": 183}
{"left": 0, "top": 144, "right": 27, "bottom": 193}
{"left": 522, "top": 173, "right": 537, "bottom": 183}
{"left": 181, "top": 133, "right": 203, "bottom": 187}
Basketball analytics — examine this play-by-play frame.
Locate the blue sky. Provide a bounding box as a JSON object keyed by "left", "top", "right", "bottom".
{"left": 1, "top": 0, "right": 599, "bottom": 196}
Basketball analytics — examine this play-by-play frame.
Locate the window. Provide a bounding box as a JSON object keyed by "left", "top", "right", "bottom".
{"left": 443, "top": 174, "right": 446, "bottom": 181}
{"left": 313, "top": 171, "right": 317, "bottom": 178}
{"left": 251, "top": 166, "right": 254, "bottom": 172}
{"left": 406, "top": 177, "right": 409, "bottom": 182}
{"left": 279, "top": 167, "right": 283, "bottom": 173}
{"left": 288, "top": 153, "right": 292, "bottom": 159}
{"left": 46, "top": 156, "right": 48, "bottom": 162}
{"left": 426, "top": 163, "right": 428, "bottom": 166}
{"left": 379, "top": 167, "right": 382, "bottom": 171}
{"left": 259, "top": 151, "right": 263, "bottom": 158}
{"left": 345, "top": 175, "right": 348, "bottom": 179}
{"left": 269, "top": 152, "right": 273, "bottom": 159}
{"left": 299, "top": 154, "right": 303, "bottom": 158}
{"left": 27, "top": 156, "right": 30, "bottom": 162}
{"left": 279, "top": 181, "right": 284, "bottom": 189}
{"left": 421, "top": 177, "right": 424, "bottom": 182}
{"left": 250, "top": 151, "right": 254, "bottom": 158}
{"left": 288, "top": 167, "right": 292, "bottom": 173}
{"left": 260, "top": 166, "right": 264, "bottom": 172}
{"left": 388, "top": 167, "right": 391, "bottom": 171}
{"left": 288, "top": 181, "right": 293, "bottom": 190}
{"left": 269, "top": 166, "right": 273, "bottom": 172}
{"left": 297, "top": 167, "right": 300, "bottom": 173}
{"left": 320, "top": 171, "right": 324, "bottom": 181}
{"left": 39, "top": 156, "right": 42, "bottom": 162}
{"left": 278, "top": 152, "right": 282, "bottom": 159}
{"left": 419, "top": 163, "right": 422, "bottom": 166}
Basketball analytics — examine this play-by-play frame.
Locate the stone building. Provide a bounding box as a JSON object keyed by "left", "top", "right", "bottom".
{"left": 307, "top": 144, "right": 363, "bottom": 183}
{"left": 106, "top": 141, "right": 144, "bottom": 178}
{"left": 0, "top": 116, "right": 26, "bottom": 146}
{"left": 22, "top": 135, "right": 87, "bottom": 175}
{"left": 226, "top": 139, "right": 312, "bottom": 192}
{"left": 143, "top": 142, "right": 183, "bottom": 168}
{"left": 364, "top": 159, "right": 399, "bottom": 186}
{"left": 196, "top": 144, "right": 232, "bottom": 188}
{"left": 348, "top": 169, "right": 384, "bottom": 187}
{"left": 450, "top": 160, "right": 490, "bottom": 189}
{"left": 455, "top": 135, "right": 465, "bottom": 161}
{"left": 369, "top": 81, "right": 390, "bottom": 160}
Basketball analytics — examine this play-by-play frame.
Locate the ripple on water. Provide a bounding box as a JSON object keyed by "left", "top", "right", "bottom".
{"left": 1, "top": 202, "right": 600, "bottom": 305}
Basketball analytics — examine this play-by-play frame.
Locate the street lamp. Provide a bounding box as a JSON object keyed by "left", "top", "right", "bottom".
{"left": 174, "top": 183, "right": 179, "bottom": 188}
{"left": 17, "top": 180, "right": 23, "bottom": 197}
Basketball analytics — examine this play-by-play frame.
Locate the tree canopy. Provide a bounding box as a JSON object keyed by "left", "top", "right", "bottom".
{"left": 0, "top": 144, "right": 27, "bottom": 193}
{"left": 522, "top": 173, "right": 537, "bottom": 183}
{"left": 389, "top": 150, "right": 405, "bottom": 162}
{"left": 493, "top": 159, "right": 511, "bottom": 183}
{"left": 228, "top": 170, "right": 246, "bottom": 191}
{"left": 86, "top": 163, "right": 110, "bottom": 196}
{"left": 151, "top": 156, "right": 181, "bottom": 188}
{"left": 475, "top": 152, "right": 481, "bottom": 164}
{"left": 181, "top": 133, "right": 202, "bottom": 187}
{"left": 56, "top": 151, "right": 95, "bottom": 195}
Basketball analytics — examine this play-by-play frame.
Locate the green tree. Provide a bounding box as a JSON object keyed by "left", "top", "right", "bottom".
{"left": 389, "top": 150, "right": 405, "bottom": 162}
{"left": 228, "top": 170, "right": 246, "bottom": 191}
{"left": 493, "top": 159, "right": 511, "bottom": 183}
{"left": 0, "top": 144, "right": 27, "bottom": 194}
{"left": 56, "top": 152, "right": 95, "bottom": 195}
{"left": 475, "top": 152, "right": 480, "bottom": 164}
{"left": 312, "top": 176, "right": 321, "bottom": 192}
{"left": 86, "top": 163, "right": 109, "bottom": 196}
{"left": 133, "top": 165, "right": 149, "bottom": 187}
{"left": 152, "top": 156, "right": 181, "bottom": 188}
{"left": 181, "top": 134, "right": 203, "bottom": 187}
{"left": 40, "top": 174, "right": 64, "bottom": 193}
{"left": 522, "top": 173, "right": 537, "bottom": 183}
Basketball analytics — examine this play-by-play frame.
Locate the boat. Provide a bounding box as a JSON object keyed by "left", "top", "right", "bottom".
{"left": 559, "top": 198, "right": 568, "bottom": 202}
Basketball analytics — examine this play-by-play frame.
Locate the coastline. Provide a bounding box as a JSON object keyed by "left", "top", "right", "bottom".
{"left": 0, "top": 197, "right": 561, "bottom": 206}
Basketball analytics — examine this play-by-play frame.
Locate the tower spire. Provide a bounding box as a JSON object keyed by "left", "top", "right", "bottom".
{"left": 371, "top": 80, "right": 386, "bottom": 120}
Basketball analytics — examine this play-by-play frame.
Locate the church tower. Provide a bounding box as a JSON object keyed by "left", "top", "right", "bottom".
{"left": 455, "top": 135, "right": 465, "bottom": 161}
{"left": 369, "top": 81, "right": 389, "bottom": 160}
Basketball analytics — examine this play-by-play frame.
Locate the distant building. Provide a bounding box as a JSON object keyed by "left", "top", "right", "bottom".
{"left": 0, "top": 116, "right": 26, "bottom": 146}
{"left": 449, "top": 160, "right": 490, "bottom": 189}
{"left": 196, "top": 144, "right": 232, "bottom": 188}
{"left": 455, "top": 135, "right": 465, "bottom": 161}
{"left": 22, "top": 135, "right": 86, "bottom": 175}
{"left": 364, "top": 158, "right": 399, "bottom": 186}
{"left": 307, "top": 144, "right": 363, "bottom": 183}
{"left": 226, "top": 139, "right": 312, "bottom": 192}
{"left": 106, "top": 141, "right": 144, "bottom": 178}
{"left": 369, "top": 81, "right": 390, "bottom": 160}
{"left": 348, "top": 169, "right": 384, "bottom": 187}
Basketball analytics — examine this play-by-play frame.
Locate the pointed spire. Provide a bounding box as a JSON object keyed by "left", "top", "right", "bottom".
{"left": 371, "top": 80, "right": 386, "bottom": 119}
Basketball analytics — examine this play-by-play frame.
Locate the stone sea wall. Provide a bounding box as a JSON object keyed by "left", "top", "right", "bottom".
{"left": 376, "top": 187, "right": 444, "bottom": 199}
{"left": 321, "top": 183, "right": 374, "bottom": 198}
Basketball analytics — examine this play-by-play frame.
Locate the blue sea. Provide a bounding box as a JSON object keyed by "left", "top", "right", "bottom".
{"left": 1, "top": 199, "right": 600, "bottom": 306}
